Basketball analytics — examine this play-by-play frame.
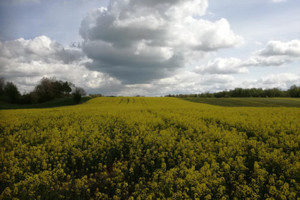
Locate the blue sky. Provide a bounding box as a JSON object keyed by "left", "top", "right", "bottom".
{"left": 0, "top": 0, "right": 109, "bottom": 44}
{"left": 0, "top": 0, "right": 299, "bottom": 96}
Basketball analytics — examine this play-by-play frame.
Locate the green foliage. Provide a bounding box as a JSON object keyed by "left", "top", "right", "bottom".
{"left": 0, "top": 77, "right": 87, "bottom": 106}
{"left": 0, "top": 97, "right": 91, "bottom": 110}
{"left": 72, "top": 87, "right": 86, "bottom": 104}
{"left": 0, "top": 97, "right": 299, "bottom": 199}
{"left": 0, "top": 78, "right": 5, "bottom": 96}
{"left": 3, "top": 82, "right": 20, "bottom": 103}
{"left": 34, "top": 77, "right": 73, "bottom": 103}
{"left": 288, "top": 85, "right": 300, "bottom": 97}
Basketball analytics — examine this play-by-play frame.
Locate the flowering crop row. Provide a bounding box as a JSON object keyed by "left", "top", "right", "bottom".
{"left": 0, "top": 97, "right": 299, "bottom": 199}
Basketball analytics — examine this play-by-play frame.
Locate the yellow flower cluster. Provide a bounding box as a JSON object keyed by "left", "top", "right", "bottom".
{"left": 0, "top": 97, "right": 299, "bottom": 199}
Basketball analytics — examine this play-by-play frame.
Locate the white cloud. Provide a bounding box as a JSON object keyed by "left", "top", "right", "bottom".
{"left": 197, "top": 39, "right": 300, "bottom": 75}
{"left": 257, "top": 73, "right": 298, "bottom": 86}
{"left": 195, "top": 58, "right": 248, "bottom": 74}
{"left": 0, "top": 36, "right": 83, "bottom": 64}
{"left": 271, "top": 0, "right": 287, "bottom": 3}
{"left": 117, "top": 71, "right": 236, "bottom": 96}
{"left": 246, "top": 40, "right": 300, "bottom": 67}
{"left": 258, "top": 40, "right": 300, "bottom": 57}
{"left": 1, "top": 36, "right": 299, "bottom": 96}
{"left": 80, "top": 0, "right": 243, "bottom": 83}
{"left": 12, "top": 0, "right": 40, "bottom": 4}
{"left": 0, "top": 36, "right": 119, "bottom": 94}
{"left": 241, "top": 73, "right": 300, "bottom": 90}
{"left": 244, "top": 56, "right": 294, "bottom": 67}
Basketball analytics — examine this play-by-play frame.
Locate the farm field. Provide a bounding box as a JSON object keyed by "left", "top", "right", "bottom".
{"left": 183, "top": 97, "right": 300, "bottom": 107}
{"left": 0, "top": 97, "right": 91, "bottom": 110}
{"left": 0, "top": 97, "right": 299, "bottom": 200}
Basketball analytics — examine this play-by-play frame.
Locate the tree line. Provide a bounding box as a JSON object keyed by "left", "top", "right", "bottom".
{"left": 166, "top": 86, "right": 300, "bottom": 98}
{"left": 0, "top": 77, "right": 86, "bottom": 105}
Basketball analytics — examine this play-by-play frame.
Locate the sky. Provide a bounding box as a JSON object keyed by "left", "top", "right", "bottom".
{"left": 0, "top": 0, "right": 299, "bottom": 96}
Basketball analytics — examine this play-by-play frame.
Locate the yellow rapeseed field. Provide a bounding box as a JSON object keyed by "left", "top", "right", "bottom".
{"left": 0, "top": 97, "right": 299, "bottom": 199}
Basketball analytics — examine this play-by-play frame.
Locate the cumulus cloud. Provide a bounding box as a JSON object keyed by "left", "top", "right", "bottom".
{"left": 2, "top": 36, "right": 299, "bottom": 96}
{"left": 258, "top": 40, "right": 300, "bottom": 57}
{"left": 11, "top": 0, "right": 40, "bottom": 4}
{"left": 241, "top": 73, "right": 300, "bottom": 90}
{"left": 196, "top": 39, "right": 300, "bottom": 75}
{"left": 246, "top": 40, "right": 300, "bottom": 67}
{"left": 116, "top": 71, "right": 236, "bottom": 96}
{"left": 195, "top": 58, "right": 248, "bottom": 74}
{"left": 0, "top": 36, "right": 119, "bottom": 93}
{"left": 271, "top": 0, "right": 287, "bottom": 3}
{"left": 0, "top": 36, "right": 83, "bottom": 64}
{"left": 244, "top": 56, "right": 294, "bottom": 67}
{"left": 257, "top": 73, "right": 299, "bottom": 86}
{"left": 80, "top": 0, "right": 243, "bottom": 83}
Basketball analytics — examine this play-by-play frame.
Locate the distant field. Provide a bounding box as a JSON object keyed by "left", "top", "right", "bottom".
{"left": 0, "top": 97, "right": 91, "bottom": 110}
{"left": 1, "top": 97, "right": 299, "bottom": 199}
{"left": 183, "top": 97, "right": 300, "bottom": 107}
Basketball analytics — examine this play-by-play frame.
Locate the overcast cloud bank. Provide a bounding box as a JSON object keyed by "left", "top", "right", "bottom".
{"left": 80, "top": 0, "right": 243, "bottom": 83}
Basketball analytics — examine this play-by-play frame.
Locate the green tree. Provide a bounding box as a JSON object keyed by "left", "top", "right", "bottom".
{"left": 72, "top": 87, "right": 86, "bottom": 104}
{"left": 288, "top": 85, "right": 300, "bottom": 97}
{"left": 35, "top": 77, "right": 56, "bottom": 102}
{"left": 34, "top": 78, "right": 74, "bottom": 102}
{"left": 4, "top": 82, "right": 20, "bottom": 103}
{"left": 0, "top": 77, "right": 5, "bottom": 96}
